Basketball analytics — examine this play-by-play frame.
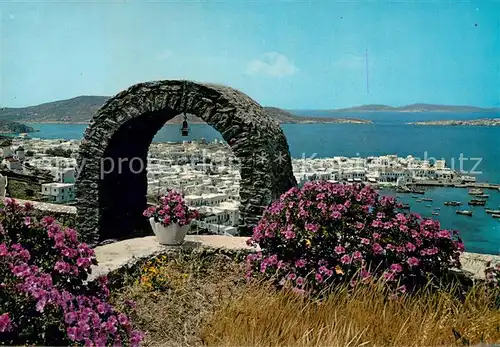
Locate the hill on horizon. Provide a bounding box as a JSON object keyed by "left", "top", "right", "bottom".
{"left": 0, "top": 96, "right": 372, "bottom": 124}
{"left": 322, "top": 103, "right": 500, "bottom": 113}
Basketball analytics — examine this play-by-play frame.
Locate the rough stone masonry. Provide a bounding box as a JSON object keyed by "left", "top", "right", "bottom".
{"left": 76, "top": 80, "right": 297, "bottom": 243}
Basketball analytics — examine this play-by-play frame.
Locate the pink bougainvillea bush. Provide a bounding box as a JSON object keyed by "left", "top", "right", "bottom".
{"left": 143, "top": 190, "right": 199, "bottom": 227}
{"left": 0, "top": 198, "right": 143, "bottom": 346}
{"left": 246, "top": 181, "right": 464, "bottom": 295}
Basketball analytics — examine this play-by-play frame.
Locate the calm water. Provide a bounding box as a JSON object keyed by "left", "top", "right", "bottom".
{"left": 26, "top": 112, "right": 500, "bottom": 255}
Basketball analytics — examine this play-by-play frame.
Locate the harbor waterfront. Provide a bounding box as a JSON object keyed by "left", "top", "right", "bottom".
{"left": 21, "top": 117, "right": 500, "bottom": 255}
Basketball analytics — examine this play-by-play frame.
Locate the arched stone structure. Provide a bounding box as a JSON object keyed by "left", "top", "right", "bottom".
{"left": 76, "top": 80, "right": 297, "bottom": 243}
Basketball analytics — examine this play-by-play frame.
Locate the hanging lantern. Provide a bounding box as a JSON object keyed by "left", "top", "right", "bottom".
{"left": 180, "top": 114, "right": 190, "bottom": 136}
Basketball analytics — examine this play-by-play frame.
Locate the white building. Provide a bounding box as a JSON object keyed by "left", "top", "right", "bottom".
{"left": 3, "top": 157, "right": 22, "bottom": 171}
{"left": 41, "top": 183, "right": 75, "bottom": 203}
{"left": 54, "top": 168, "right": 76, "bottom": 183}
{"left": 15, "top": 147, "right": 25, "bottom": 161}
{"left": 1, "top": 145, "right": 13, "bottom": 158}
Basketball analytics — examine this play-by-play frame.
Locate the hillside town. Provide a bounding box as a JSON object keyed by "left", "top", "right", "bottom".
{"left": 0, "top": 136, "right": 477, "bottom": 235}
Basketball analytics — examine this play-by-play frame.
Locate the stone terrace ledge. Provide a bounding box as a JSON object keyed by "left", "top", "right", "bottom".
{"left": 90, "top": 235, "right": 500, "bottom": 282}
{"left": 10, "top": 198, "right": 77, "bottom": 214}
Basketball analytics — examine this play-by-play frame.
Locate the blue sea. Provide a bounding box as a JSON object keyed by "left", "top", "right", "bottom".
{"left": 26, "top": 111, "right": 500, "bottom": 255}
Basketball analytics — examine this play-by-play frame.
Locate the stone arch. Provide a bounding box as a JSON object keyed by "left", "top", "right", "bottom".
{"left": 76, "top": 80, "right": 297, "bottom": 243}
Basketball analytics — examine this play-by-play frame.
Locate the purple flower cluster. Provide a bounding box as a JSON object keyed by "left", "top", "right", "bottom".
{"left": 246, "top": 181, "right": 464, "bottom": 295}
{"left": 143, "top": 190, "right": 199, "bottom": 227}
{"left": 0, "top": 198, "right": 144, "bottom": 346}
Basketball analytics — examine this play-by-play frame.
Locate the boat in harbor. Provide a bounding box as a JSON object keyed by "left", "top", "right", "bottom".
{"left": 444, "top": 201, "right": 462, "bottom": 206}
{"left": 476, "top": 194, "right": 489, "bottom": 199}
{"left": 416, "top": 199, "right": 423, "bottom": 202}
{"left": 485, "top": 209, "right": 500, "bottom": 214}
{"left": 434, "top": 207, "right": 441, "bottom": 210}
{"left": 422, "top": 198, "right": 433, "bottom": 202}
{"left": 432, "top": 212, "right": 439, "bottom": 216}
{"left": 411, "top": 190, "right": 425, "bottom": 195}
{"left": 468, "top": 188, "right": 484, "bottom": 196}
{"left": 456, "top": 210, "right": 473, "bottom": 216}
{"left": 468, "top": 199, "right": 487, "bottom": 206}
{"left": 492, "top": 214, "right": 500, "bottom": 219}
{"left": 425, "top": 204, "right": 432, "bottom": 207}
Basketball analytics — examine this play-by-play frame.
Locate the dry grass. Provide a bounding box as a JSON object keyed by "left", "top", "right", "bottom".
{"left": 112, "top": 251, "right": 500, "bottom": 347}
{"left": 111, "top": 250, "right": 247, "bottom": 346}
{"left": 202, "top": 282, "right": 500, "bottom": 347}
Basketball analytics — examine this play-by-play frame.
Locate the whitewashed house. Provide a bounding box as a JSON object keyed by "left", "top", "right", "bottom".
{"left": 41, "top": 183, "right": 75, "bottom": 203}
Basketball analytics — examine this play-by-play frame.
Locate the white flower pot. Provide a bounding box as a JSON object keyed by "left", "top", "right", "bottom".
{"left": 149, "top": 218, "right": 189, "bottom": 245}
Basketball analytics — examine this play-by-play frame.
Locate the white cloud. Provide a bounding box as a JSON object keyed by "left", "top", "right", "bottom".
{"left": 245, "top": 52, "right": 298, "bottom": 77}
{"left": 156, "top": 50, "right": 173, "bottom": 61}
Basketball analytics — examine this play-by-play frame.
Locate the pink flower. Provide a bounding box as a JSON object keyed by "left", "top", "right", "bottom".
{"left": 356, "top": 222, "right": 364, "bottom": 229}
{"left": 0, "top": 313, "right": 12, "bottom": 332}
{"left": 296, "top": 277, "right": 304, "bottom": 286}
{"left": 287, "top": 273, "right": 297, "bottom": 280}
{"left": 340, "top": 254, "right": 352, "bottom": 264}
{"left": 407, "top": 257, "right": 420, "bottom": 267}
{"left": 352, "top": 251, "right": 363, "bottom": 261}
{"left": 372, "top": 243, "right": 383, "bottom": 255}
{"left": 24, "top": 216, "right": 31, "bottom": 226}
{"left": 305, "top": 223, "right": 320, "bottom": 232}
{"left": 334, "top": 245, "right": 345, "bottom": 254}
{"left": 315, "top": 273, "right": 323, "bottom": 283}
{"left": 360, "top": 238, "right": 370, "bottom": 245}
{"left": 383, "top": 271, "right": 395, "bottom": 281}
{"left": 406, "top": 242, "right": 416, "bottom": 252}
{"left": 372, "top": 232, "right": 381, "bottom": 239}
{"left": 330, "top": 211, "right": 342, "bottom": 219}
{"left": 295, "top": 259, "right": 306, "bottom": 268}
{"left": 390, "top": 263, "right": 403, "bottom": 273}
{"left": 437, "top": 230, "right": 451, "bottom": 238}
{"left": 54, "top": 261, "right": 71, "bottom": 274}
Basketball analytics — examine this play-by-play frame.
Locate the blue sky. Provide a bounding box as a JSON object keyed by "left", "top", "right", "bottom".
{"left": 1, "top": 0, "right": 499, "bottom": 109}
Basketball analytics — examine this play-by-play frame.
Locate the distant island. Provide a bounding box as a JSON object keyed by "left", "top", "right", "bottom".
{"left": 0, "top": 96, "right": 372, "bottom": 125}
{"left": 323, "top": 103, "right": 500, "bottom": 113}
{"left": 0, "top": 120, "right": 37, "bottom": 134}
{"left": 409, "top": 118, "right": 500, "bottom": 126}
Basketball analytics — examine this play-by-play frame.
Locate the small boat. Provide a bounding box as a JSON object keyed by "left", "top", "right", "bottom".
{"left": 411, "top": 196, "right": 419, "bottom": 199}
{"left": 432, "top": 212, "right": 439, "bottom": 216}
{"left": 434, "top": 207, "right": 441, "bottom": 210}
{"left": 468, "top": 189, "right": 483, "bottom": 196}
{"left": 411, "top": 189, "right": 425, "bottom": 195}
{"left": 422, "top": 198, "right": 433, "bottom": 202}
{"left": 425, "top": 204, "right": 432, "bottom": 207}
{"left": 485, "top": 209, "right": 500, "bottom": 214}
{"left": 468, "top": 199, "right": 486, "bottom": 206}
{"left": 476, "top": 194, "right": 489, "bottom": 199}
{"left": 456, "top": 210, "right": 473, "bottom": 216}
{"left": 444, "top": 201, "right": 462, "bottom": 206}
{"left": 492, "top": 214, "right": 500, "bottom": 219}
{"left": 416, "top": 199, "right": 423, "bottom": 203}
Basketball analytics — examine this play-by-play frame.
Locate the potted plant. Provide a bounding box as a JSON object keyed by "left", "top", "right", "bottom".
{"left": 143, "top": 190, "right": 199, "bottom": 245}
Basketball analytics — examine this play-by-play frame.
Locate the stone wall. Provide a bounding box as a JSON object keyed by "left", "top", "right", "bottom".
{"left": 76, "top": 80, "right": 297, "bottom": 244}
